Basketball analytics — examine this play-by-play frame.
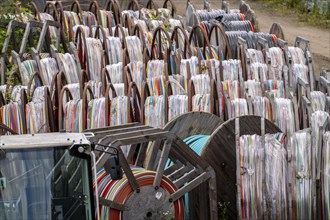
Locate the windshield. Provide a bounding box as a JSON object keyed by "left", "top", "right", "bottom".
{"left": 0, "top": 146, "right": 93, "bottom": 220}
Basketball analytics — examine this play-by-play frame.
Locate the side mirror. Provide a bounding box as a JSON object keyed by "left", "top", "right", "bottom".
{"left": 92, "top": 142, "right": 123, "bottom": 180}
{"left": 104, "top": 156, "right": 123, "bottom": 180}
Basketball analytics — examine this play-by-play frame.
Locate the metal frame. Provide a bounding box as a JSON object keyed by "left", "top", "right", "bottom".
{"left": 0, "top": 132, "right": 90, "bottom": 150}
{"left": 86, "top": 123, "right": 218, "bottom": 219}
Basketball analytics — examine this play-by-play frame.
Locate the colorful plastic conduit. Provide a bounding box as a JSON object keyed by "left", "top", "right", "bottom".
{"left": 291, "top": 131, "right": 312, "bottom": 220}
{"left": 230, "top": 98, "right": 249, "bottom": 118}
{"left": 144, "top": 95, "right": 165, "bottom": 128}
{"left": 95, "top": 166, "right": 184, "bottom": 220}
{"left": 274, "top": 98, "right": 295, "bottom": 134}
{"left": 322, "top": 131, "right": 330, "bottom": 220}
{"left": 26, "top": 87, "right": 48, "bottom": 134}
{"left": 168, "top": 95, "right": 188, "bottom": 121}
{"left": 0, "top": 101, "right": 25, "bottom": 134}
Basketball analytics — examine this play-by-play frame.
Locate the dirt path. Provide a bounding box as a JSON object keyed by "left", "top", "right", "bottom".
{"left": 155, "top": 0, "right": 330, "bottom": 77}
{"left": 241, "top": 0, "right": 330, "bottom": 76}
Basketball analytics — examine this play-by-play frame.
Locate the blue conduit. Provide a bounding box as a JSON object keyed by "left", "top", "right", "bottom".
{"left": 183, "top": 135, "right": 210, "bottom": 156}
{"left": 181, "top": 135, "right": 211, "bottom": 219}
{"left": 165, "top": 135, "right": 210, "bottom": 219}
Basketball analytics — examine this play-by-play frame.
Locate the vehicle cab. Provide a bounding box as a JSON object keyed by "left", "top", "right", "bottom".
{"left": 0, "top": 133, "right": 95, "bottom": 220}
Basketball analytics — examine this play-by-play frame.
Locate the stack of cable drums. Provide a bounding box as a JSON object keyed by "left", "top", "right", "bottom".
{"left": 0, "top": 0, "right": 329, "bottom": 219}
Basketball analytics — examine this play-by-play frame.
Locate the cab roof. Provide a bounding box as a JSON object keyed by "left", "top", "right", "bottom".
{"left": 0, "top": 133, "right": 90, "bottom": 150}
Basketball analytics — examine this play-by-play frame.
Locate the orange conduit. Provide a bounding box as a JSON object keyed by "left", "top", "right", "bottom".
{"left": 248, "top": 20, "right": 254, "bottom": 32}
{"left": 239, "top": 13, "right": 245, "bottom": 21}
{"left": 271, "top": 34, "right": 278, "bottom": 44}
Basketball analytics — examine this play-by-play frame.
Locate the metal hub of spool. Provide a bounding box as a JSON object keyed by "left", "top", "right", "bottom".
{"left": 122, "top": 186, "right": 174, "bottom": 219}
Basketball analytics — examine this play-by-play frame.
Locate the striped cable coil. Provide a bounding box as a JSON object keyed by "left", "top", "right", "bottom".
{"left": 239, "top": 133, "right": 288, "bottom": 219}
{"left": 322, "top": 131, "right": 330, "bottom": 220}
{"left": 95, "top": 166, "right": 184, "bottom": 220}
{"left": 291, "top": 131, "right": 312, "bottom": 220}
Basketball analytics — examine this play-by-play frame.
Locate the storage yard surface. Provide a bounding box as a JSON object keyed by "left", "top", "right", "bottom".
{"left": 0, "top": 0, "right": 329, "bottom": 219}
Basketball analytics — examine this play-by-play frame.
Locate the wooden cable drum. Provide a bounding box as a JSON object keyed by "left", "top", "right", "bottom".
{"left": 163, "top": 112, "right": 223, "bottom": 220}
{"left": 208, "top": 23, "right": 231, "bottom": 59}
{"left": 163, "top": 0, "right": 177, "bottom": 18}
{"left": 189, "top": 24, "right": 214, "bottom": 60}
{"left": 164, "top": 113, "right": 281, "bottom": 219}
{"left": 244, "top": 8, "right": 258, "bottom": 32}
{"left": 0, "top": 123, "right": 18, "bottom": 135}
{"left": 269, "top": 23, "right": 285, "bottom": 41}
{"left": 185, "top": 3, "right": 199, "bottom": 28}
{"left": 170, "top": 26, "right": 192, "bottom": 74}
{"left": 104, "top": 0, "right": 122, "bottom": 26}
{"left": 239, "top": 1, "right": 251, "bottom": 15}
{"left": 57, "top": 0, "right": 106, "bottom": 11}
{"left": 171, "top": 25, "right": 192, "bottom": 60}
{"left": 163, "top": 111, "right": 223, "bottom": 139}
{"left": 150, "top": 26, "right": 172, "bottom": 75}
{"left": 202, "top": 115, "right": 281, "bottom": 219}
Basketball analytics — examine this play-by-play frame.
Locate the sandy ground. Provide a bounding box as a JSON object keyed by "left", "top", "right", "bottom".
{"left": 154, "top": 0, "right": 330, "bottom": 77}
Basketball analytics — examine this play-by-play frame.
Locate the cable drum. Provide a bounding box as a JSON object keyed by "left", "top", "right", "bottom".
{"left": 225, "top": 31, "right": 252, "bottom": 58}
{"left": 163, "top": 111, "right": 223, "bottom": 141}
{"left": 197, "top": 9, "right": 226, "bottom": 21}
{"left": 200, "top": 20, "right": 215, "bottom": 33}
{"left": 250, "top": 32, "right": 277, "bottom": 48}
{"left": 185, "top": 3, "right": 196, "bottom": 27}
{"left": 224, "top": 31, "right": 277, "bottom": 59}
{"left": 163, "top": 112, "right": 223, "bottom": 219}
{"left": 121, "top": 10, "right": 139, "bottom": 21}
{"left": 222, "top": 20, "right": 254, "bottom": 32}
{"left": 200, "top": 18, "right": 252, "bottom": 58}
{"left": 197, "top": 13, "right": 245, "bottom": 33}
{"left": 164, "top": 113, "right": 282, "bottom": 219}
{"left": 185, "top": 3, "right": 227, "bottom": 27}
{"left": 214, "top": 13, "right": 244, "bottom": 22}
{"left": 269, "top": 23, "right": 285, "bottom": 40}
{"left": 95, "top": 166, "right": 184, "bottom": 220}
{"left": 244, "top": 8, "right": 258, "bottom": 31}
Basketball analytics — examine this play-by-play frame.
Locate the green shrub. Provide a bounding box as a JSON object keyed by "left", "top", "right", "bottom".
{"left": 299, "top": 1, "right": 330, "bottom": 28}
{"left": 0, "top": 1, "right": 32, "bottom": 79}
{"left": 251, "top": 0, "right": 329, "bottom": 29}
{"left": 218, "top": 201, "right": 230, "bottom": 220}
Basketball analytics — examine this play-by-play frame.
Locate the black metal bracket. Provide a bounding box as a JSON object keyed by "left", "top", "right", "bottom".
{"left": 92, "top": 142, "right": 122, "bottom": 180}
